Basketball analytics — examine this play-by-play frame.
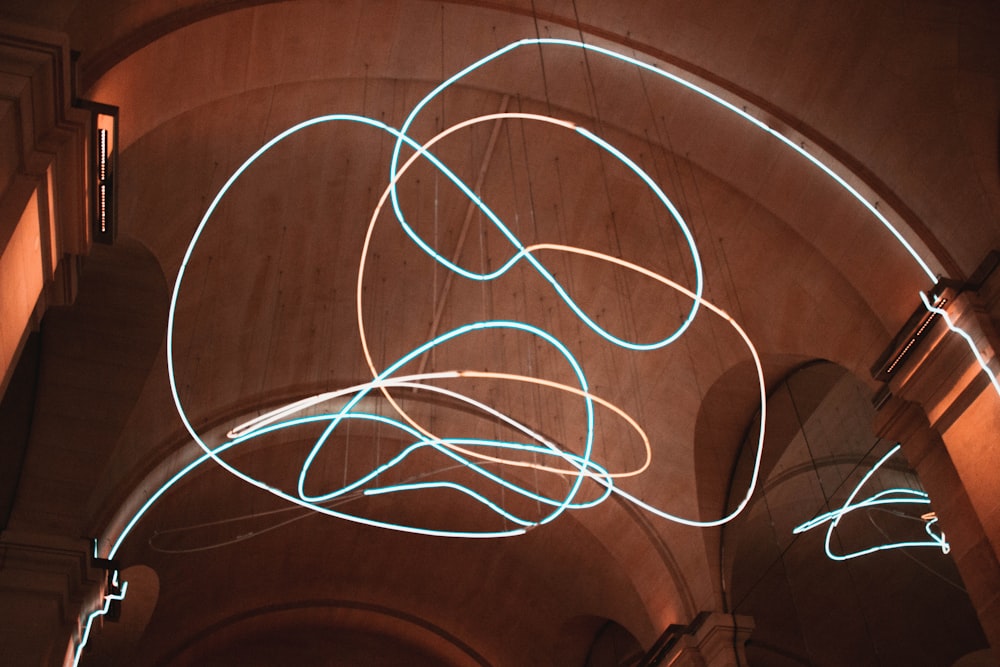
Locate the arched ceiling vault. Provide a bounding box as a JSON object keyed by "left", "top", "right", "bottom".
{"left": 19, "top": 0, "right": 990, "bottom": 278}
{"left": 3, "top": 1, "right": 998, "bottom": 664}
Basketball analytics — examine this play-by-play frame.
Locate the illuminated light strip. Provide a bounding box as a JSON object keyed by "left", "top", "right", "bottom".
{"left": 353, "top": 109, "right": 703, "bottom": 518}
{"left": 358, "top": 110, "right": 761, "bottom": 526}
{"left": 298, "top": 320, "right": 599, "bottom": 528}
{"left": 161, "top": 104, "right": 754, "bottom": 536}
{"left": 518, "top": 243, "right": 767, "bottom": 527}
{"left": 880, "top": 295, "right": 948, "bottom": 378}
{"left": 792, "top": 444, "right": 950, "bottom": 560}
{"left": 99, "top": 129, "right": 108, "bottom": 181}
{"left": 99, "top": 184, "right": 107, "bottom": 233}
{"left": 97, "top": 127, "right": 111, "bottom": 234}
{"left": 155, "top": 38, "right": 978, "bottom": 542}
{"left": 357, "top": 112, "right": 672, "bottom": 484}
{"left": 72, "top": 574, "right": 128, "bottom": 667}
{"left": 160, "top": 47, "right": 763, "bottom": 539}
{"left": 107, "top": 374, "right": 621, "bottom": 559}
{"left": 219, "top": 237, "right": 761, "bottom": 529}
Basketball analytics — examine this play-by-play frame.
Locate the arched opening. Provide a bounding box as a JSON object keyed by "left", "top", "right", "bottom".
{"left": 558, "top": 615, "right": 645, "bottom": 667}
{"left": 583, "top": 619, "right": 644, "bottom": 667}
{"left": 722, "top": 361, "right": 992, "bottom": 666}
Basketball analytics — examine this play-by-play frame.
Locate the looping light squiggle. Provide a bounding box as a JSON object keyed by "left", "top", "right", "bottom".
{"left": 160, "top": 107, "right": 765, "bottom": 536}
{"left": 792, "top": 444, "right": 950, "bottom": 560}
{"left": 77, "top": 36, "right": 991, "bottom": 664}
{"left": 162, "top": 45, "right": 764, "bottom": 538}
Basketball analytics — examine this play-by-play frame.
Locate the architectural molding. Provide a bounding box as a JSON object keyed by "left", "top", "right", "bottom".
{"left": 0, "top": 530, "right": 106, "bottom": 666}
{"left": 641, "top": 612, "right": 753, "bottom": 667}
{"left": 874, "top": 253, "right": 1000, "bottom": 664}
{"left": 0, "top": 21, "right": 92, "bottom": 397}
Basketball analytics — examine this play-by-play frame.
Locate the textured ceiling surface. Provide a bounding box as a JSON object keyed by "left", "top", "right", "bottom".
{"left": 1, "top": 1, "right": 999, "bottom": 665}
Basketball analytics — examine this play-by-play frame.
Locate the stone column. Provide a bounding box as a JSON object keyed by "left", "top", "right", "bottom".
{"left": 874, "top": 255, "right": 1000, "bottom": 660}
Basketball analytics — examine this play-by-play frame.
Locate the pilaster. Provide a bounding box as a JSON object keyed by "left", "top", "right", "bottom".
{"left": 646, "top": 612, "right": 754, "bottom": 667}
{"left": 0, "top": 530, "right": 106, "bottom": 666}
{"left": 874, "top": 252, "right": 1000, "bottom": 660}
{"left": 0, "top": 20, "right": 92, "bottom": 399}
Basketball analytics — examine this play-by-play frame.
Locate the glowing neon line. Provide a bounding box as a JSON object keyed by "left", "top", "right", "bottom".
{"left": 157, "top": 40, "right": 836, "bottom": 540}
{"left": 792, "top": 444, "right": 950, "bottom": 560}
{"left": 72, "top": 576, "right": 128, "bottom": 667}
{"left": 80, "top": 35, "right": 995, "bottom": 663}
{"left": 389, "top": 60, "right": 705, "bottom": 352}
{"left": 920, "top": 291, "right": 1000, "bottom": 396}
{"left": 419, "top": 39, "right": 998, "bottom": 397}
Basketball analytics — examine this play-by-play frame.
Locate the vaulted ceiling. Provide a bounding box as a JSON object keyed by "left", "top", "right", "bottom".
{"left": 2, "top": 1, "right": 999, "bottom": 665}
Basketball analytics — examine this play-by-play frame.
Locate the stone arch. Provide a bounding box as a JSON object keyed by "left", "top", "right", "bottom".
{"left": 719, "top": 360, "right": 990, "bottom": 665}
{"left": 158, "top": 600, "right": 491, "bottom": 666}
{"left": 9, "top": 234, "right": 169, "bottom": 536}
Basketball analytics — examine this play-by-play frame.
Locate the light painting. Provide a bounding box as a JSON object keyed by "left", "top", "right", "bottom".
{"left": 72, "top": 37, "right": 993, "bottom": 664}
{"left": 792, "top": 444, "right": 950, "bottom": 561}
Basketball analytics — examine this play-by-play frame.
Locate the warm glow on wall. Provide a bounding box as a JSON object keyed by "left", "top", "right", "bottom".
{"left": 0, "top": 190, "right": 44, "bottom": 397}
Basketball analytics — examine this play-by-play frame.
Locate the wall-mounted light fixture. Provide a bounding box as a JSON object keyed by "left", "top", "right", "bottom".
{"left": 74, "top": 99, "right": 119, "bottom": 244}
{"left": 871, "top": 280, "right": 960, "bottom": 383}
